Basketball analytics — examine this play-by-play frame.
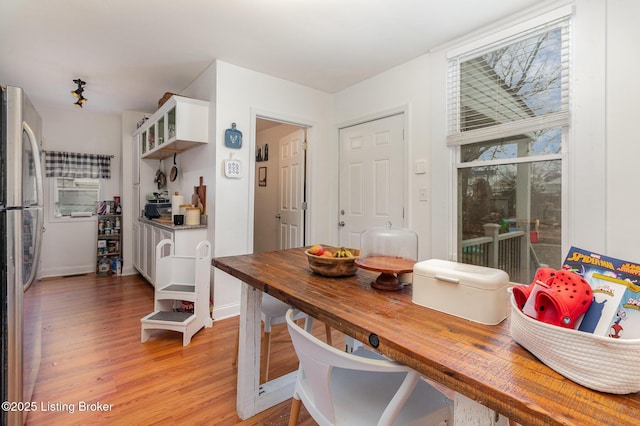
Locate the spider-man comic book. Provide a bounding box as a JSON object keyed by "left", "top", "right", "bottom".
{"left": 563, "top": 247, "right": 640, "bottom": 339}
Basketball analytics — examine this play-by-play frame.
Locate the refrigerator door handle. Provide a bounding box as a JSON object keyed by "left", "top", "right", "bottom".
{"left": 22, "top": 208, "right": 43, "bottom": 292}
{"left": 23, "top": 123, "right": 43, "bottom": 207}
{"left": 22, "top": 123, "right": 44, "bottom": 292}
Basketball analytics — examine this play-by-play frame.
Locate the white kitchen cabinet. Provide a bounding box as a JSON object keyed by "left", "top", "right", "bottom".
{"left": 134, "top": 95, "right": 209, "bottom": 160}
{"left": 132, "top": 131, "right": 140, "bottom": 184}
{"left": 132, "top": 222, "right": 140, "bottom": 272}
{"left": 143, "top": 222, "right": 153, "bottom": 282}
{"left": 134, "top": 218, "right": 207, "bottom": 287}
{"left": 132, "top": 183, "right": 140, "bottom": 225}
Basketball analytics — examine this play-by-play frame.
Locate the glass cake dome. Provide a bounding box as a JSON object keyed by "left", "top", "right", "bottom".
{"left": 356, "top": 223, "right": 418, "bottom": 290}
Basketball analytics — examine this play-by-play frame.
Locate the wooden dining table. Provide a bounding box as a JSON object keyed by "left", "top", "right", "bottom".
{"left": 212, "top": 247, "right": 640, "bottom": 425}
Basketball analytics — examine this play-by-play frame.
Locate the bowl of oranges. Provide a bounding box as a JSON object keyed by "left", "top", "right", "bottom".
{"left": 304, "top": 245, "right": 360, "bottom": 277}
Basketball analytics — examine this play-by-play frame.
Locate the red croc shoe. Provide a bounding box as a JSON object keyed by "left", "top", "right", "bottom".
{"left": 534, "top": 270, "right": 593, "bottom": 328}
{"left": 512, "top": 267, "right": 557, "bottom": 310}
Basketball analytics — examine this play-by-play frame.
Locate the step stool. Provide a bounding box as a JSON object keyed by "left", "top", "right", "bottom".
{"left": 141, "top": 239, "right": 212, "bottom": 346}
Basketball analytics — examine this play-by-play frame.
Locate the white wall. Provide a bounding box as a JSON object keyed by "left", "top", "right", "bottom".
{"left": 605, "top": 0, "right": 640, "bottom": 262}
{"left": 38, "top": 107, "right": 122, "bottom": 277}
{"left": 569, "top": 0, "right": 607, "bottom": 252}
{"left": 183, "top": 60, "right": 332, "bottom": 320}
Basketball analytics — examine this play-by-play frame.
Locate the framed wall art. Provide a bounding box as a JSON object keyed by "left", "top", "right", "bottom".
{"left": 258, "top": 167, "right": 267, "bottom": 187}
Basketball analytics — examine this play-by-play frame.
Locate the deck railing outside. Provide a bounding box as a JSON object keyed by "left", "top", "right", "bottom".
{"left": 460, "top": 223, "right": 530, "bottom": 283}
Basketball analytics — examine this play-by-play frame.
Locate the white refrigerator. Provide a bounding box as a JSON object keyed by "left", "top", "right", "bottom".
{"left": 1, "top": 85, "right": 44, "bottom": 425}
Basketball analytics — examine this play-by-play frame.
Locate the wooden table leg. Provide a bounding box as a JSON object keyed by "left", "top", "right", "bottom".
{"left": 454, "top": 393, "right": 510, "bottom": 426}
{"left": 236, "top": 283, "right": 297, "bottom": 420}
{"left": 236, "top": 283, "right": 262, "bottom": 419}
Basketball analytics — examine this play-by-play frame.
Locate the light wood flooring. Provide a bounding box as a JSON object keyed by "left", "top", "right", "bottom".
{"left": 23, "top": 273, "right": 332, "bottom": 425}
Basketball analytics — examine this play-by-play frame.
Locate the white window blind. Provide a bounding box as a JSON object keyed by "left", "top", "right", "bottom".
{"left": 447, "top": 15, "right": 571, "bottom": 146}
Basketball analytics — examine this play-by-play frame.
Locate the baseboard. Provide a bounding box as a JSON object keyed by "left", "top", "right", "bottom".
{"left": 122, "top": 265, "right": 138, "bottom": 276}
{"left": 39, "top": 264, "right": 95, "bottom": 278}
{"left": 212, "top": 302, "right": 240, "bottom": 321}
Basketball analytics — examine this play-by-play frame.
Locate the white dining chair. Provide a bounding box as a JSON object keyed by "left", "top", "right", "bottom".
{"left": 233, "top": 293, "right": 330, "bottom": 383}
{"left": 286, "top": 308, "right": 453, "bottom": 426}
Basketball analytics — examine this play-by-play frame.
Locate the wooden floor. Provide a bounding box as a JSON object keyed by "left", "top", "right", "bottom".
{"left": 24, "top": 273, "right": 331, "bottom": 425}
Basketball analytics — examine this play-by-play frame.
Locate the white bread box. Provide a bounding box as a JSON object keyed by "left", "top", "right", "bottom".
{"left": 412, "top": 259, "right": 510, "bottom": 325}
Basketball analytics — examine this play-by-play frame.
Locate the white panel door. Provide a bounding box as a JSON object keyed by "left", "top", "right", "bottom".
{"left": 338, "top": 114, "right": 405, "bottom": 249}
{"left": 278, "top": 128, "right": 306, "bottom": 249}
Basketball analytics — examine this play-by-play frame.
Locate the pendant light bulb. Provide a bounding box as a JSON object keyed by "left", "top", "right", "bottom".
{"left": 71, "top": 79, "right": 87, "bottom": 106}
{"left": 74, "top": 96, "right": 87, "bottom": 108}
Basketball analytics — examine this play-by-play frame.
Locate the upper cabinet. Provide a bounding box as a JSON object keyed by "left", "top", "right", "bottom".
{"left": 134, "top": 95, "right": 209, "bottom": 160}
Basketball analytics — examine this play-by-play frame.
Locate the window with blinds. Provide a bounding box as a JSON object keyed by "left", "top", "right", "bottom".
{"left": 447, "top": 16, "right": 570, "bottom": 146}
{"left": 447, "top": 10, "right": 571, "bottom": 284}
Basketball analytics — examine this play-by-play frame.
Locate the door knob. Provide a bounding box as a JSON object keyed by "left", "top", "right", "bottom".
{"left": 338, "top": 221, "right": 345, "bottom": 227}
{"left": 275, "top": 213, "right": 281, "bottom": 219}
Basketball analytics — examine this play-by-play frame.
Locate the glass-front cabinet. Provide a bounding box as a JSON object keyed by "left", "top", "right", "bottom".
{"left": 141, "top": 130, "right": 147, "bottom": 155}
{"left": 148, "top": 123, "right": 155, "bottom": 151}
{"left": 134, "top": 95, "right": 209, "bottom": 160}
{"left": 168, "top": 106, "right": 176, "bottom": 139}
{"left": 157, "top": 115, "right": 165, "bottom": 146}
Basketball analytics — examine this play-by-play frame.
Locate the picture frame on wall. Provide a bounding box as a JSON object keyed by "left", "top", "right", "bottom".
{"left": 258, "top": 167, "right": 267, "bottom": 187}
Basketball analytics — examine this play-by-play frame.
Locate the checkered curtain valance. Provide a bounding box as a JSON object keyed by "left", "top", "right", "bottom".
{"left": 44, "top": 151, "right": 112, "bottom": 179}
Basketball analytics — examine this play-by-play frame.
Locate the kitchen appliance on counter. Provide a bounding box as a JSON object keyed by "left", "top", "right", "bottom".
{"left": 146, "top": 191, "right": 169, "bottom": 203}
{"left": 144, "top": 202, "right": 171, "bottom": 219}
{"left": 1, "top": 85, "right": 44, "bottom": 426}
{"left": 144, "top": 191, "right": 170, "bottom": 219}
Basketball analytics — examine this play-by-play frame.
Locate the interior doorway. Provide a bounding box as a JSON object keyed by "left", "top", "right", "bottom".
{"left": 253, "top": 117, "right": 309, "bottom": 253}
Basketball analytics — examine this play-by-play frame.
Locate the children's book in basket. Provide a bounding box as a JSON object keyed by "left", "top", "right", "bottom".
{"left": 563, "top": 246, "right": 640, "bottom": 339}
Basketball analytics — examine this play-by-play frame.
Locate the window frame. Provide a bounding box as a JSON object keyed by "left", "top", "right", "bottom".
{"left": 49, "top": 176, "right": 101, "bottom": 222}
{"left": 446, "top": 6, "right": 572, "bottom": 282}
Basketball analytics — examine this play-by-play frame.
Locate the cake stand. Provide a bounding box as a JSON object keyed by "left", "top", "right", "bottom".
{"left": 355, "top": 256, "right": 415, "bottom": 290}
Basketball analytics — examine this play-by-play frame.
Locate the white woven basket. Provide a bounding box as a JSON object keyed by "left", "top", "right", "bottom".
{"left": 509, "top": 294, "right": 640, "bottom": 394}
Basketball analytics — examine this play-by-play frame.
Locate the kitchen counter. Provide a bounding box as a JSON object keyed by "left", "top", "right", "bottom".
{"left": 138, "top": 216, "right": 207, "bottom": 231}
{"left": 134, "top": 217, "right": 209, "bottom": 285}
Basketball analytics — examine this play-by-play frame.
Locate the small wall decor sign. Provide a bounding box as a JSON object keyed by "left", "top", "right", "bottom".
{"left": 225, "top": 123, "right": 243, "bottom": 149}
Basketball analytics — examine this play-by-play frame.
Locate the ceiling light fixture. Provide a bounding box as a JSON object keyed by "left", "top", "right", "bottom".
{"left": 71, "top": 78, "right": 87, "bottom": 107}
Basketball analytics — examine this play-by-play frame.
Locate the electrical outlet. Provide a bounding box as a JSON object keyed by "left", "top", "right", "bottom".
{"left": 418, "top": 187, "right": 428, "bottom": 201}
